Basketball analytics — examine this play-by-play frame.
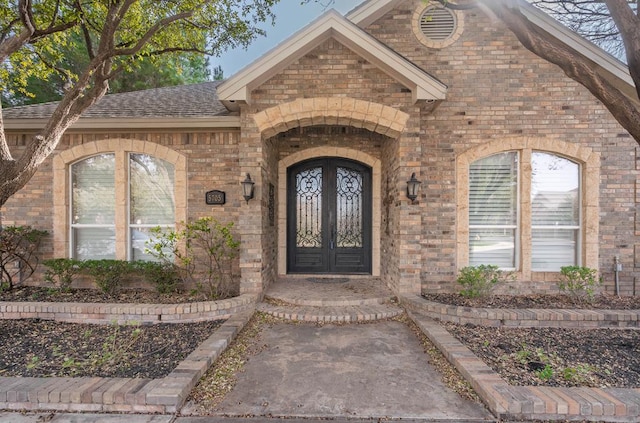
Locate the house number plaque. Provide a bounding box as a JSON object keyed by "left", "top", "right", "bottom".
{"left": 205, "top": 190, "right": 226, "bottom": 205}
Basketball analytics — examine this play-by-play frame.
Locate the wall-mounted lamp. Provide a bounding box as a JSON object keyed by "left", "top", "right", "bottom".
{"left": 406, "top": 172, "right": 421, "bottom": 203}
{"left": 241, "top": 173, "right": 255, "bottom": 204}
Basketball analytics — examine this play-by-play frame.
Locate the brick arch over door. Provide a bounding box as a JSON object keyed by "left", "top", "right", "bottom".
{"left": 278, "top": 147, "right": 381, "bottom": 276}
{"left": 252, "top": 97, "right": 410, "bottom": 139}
{"left": 52, "top": 139, "right": 187, "bottom": 258}
{"left": 456, "top": 137, "right": 600, "bottom": 281}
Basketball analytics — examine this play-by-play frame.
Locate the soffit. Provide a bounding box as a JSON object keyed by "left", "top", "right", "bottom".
{"left": 216, "top": 9, "right": 447, "bottom": 105}
{"left": 345, "top": 0, "right": 403, "bottom": 27}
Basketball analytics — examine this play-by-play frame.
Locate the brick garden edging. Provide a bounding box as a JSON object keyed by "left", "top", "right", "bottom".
{"left": 0, "top": 309, "right": 254, "bottom": 413}
{"left": 403, "top": 295, "right": 640, "bottom": 422}
{"left": 402, "top": 295, "right": 640, "bottom": 328}
{"left": 0, "top": 294, "right": 256, "bottom": 324}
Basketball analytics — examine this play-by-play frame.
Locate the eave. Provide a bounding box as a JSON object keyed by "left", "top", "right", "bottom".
{"left": 3, "top": 116, "right": 241, "bottom": 131}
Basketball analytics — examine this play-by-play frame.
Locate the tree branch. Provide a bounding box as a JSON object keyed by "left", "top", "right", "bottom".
{"left": 0, "top": 0, "right": 33, "bottom": 62}
{"left": 603, "top": 0, "right": 640, "bottom": 98}
{"left": 480, "top": 0, "right": 640, "bottom": 144}
{"left": 0, "top": 0, "right": 77, "bottom": 61}
{"left": 114, "top": 10, "right": 195, "bottom": 56}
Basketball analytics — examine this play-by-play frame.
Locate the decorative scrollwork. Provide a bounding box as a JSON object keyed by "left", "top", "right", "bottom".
{"left": 296, "top": 167, "right": 322, "bottom": 248}
{"left": 336, "top": 166, "right": 363, "bottom": 248}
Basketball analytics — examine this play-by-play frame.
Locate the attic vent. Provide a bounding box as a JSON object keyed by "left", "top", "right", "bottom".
{"left": 420, "top": 7, "right": 456, "bottom": 41}
{"left": 413, "top": 4, "right": 464, "bottom": 49}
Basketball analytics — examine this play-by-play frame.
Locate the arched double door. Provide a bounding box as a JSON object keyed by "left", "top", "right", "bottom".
{"left": 287, "top": 158, "right": 372, "bottom": 274}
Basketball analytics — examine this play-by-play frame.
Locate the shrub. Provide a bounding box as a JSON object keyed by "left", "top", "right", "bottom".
{"left": 146, "top": 217, "right": 240, "bottom": 300}
{"left": 82, "top": 259, "right": 130, "bottom": 296}
{"left": 0, "top": 225, "right": 47, "bottom": 290}
{"left": 43, "top": 258, "right": 82, "bottom": 292}
{"left": 132, "top": 260, "right": 181, "bottom": 294}
{"left": 562, "top": 364, "right": 596, "bottom": 384}
{"left": 536, "top": 364, "right": 554, "bottom": 381}
{"left": 456, "top": 264, "right": 511, "bottom": 298}
{"left": 558, "top": 266, "right": 601, "bottom": 303}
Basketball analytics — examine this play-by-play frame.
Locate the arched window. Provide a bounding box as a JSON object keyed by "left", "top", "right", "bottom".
{"left": 70, "top": 153, "right": 175, "bottom": 260}
{"left": 468, "top": 151, "right": 581, "bottom": 272}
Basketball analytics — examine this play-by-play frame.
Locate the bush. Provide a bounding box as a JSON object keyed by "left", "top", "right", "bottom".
{"left": 132, "top": 260, "right": 181, "bottom": 294}
{"left": 457, "top": 264, "right": 511, "bottom": 298}
{"left": 82, "top": 260, "right": 130, "bottom": 296}
{"left": 146, "top": 217, "right": 240, "bottom": 300}
{"left": 0, "top": 225, "right": 47, "bottom": 290}
{"left": 43, "top": 258, "right": 82, "bottom": 292}
{"left": 559, "top": 266, "right": 601, "bottom": 303}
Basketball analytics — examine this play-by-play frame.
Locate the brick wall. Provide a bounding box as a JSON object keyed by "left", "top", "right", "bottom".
{"left": 1, "top": 129, "right": 243, "bottom": 290}
{"left": 364, "top": 0, "right": 639, "bottom": 294}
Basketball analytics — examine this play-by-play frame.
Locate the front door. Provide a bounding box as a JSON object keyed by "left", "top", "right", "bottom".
{"left": 287, "top": 158, "right": 372, "bottom": 274}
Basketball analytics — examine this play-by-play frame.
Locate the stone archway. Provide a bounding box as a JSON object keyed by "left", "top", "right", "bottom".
{"left": 251, "top": 97, "right": 406, "bottom": 278}
{"left": 252, "top": 97, "right": 409, "bottom": 139}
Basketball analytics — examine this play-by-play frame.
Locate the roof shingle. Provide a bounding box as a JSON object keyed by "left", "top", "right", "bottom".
{"left": 3, "top": 81, "right": 229, "bottom": 120}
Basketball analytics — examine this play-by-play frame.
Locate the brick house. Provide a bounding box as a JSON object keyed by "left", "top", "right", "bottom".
{"left": 2, "top": 0, "right": 638, "bottom": 297}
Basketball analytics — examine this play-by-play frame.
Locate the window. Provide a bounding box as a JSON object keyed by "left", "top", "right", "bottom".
{"left": 71, "top": 154, "right": 116, "bottom": 260}
{"left": 468, "top": 151, "right": 581, "bottom": 271}
{"left": 71, "top": 153, "right": 175, "bottom": 260}
{"left": 129, "top": 154, "right": 175, "bottom": 261}
{"left": 531, "top": 152, "right": 580, "bottom": 271}
{"left": 469, "top": 152, "right": 519, "bottom": 269}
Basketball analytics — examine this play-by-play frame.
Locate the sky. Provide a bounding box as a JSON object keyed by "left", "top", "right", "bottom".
{"left": 215, "top": 0, "right": 364, "bottom": 77}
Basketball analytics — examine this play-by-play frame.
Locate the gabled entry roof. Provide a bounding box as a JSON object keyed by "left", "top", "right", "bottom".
{"left": 216, "top": 9, "right": 448, "bottom": 106}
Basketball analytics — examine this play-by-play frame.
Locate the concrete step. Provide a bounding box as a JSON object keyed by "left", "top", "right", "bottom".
{"left": 263, "top": 293, "right": 390, "bottom": 307}
{"left": 257, "top": 301, "right": 403, "bottom": 322}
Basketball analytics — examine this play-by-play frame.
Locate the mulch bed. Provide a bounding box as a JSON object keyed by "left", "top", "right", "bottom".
{"left": 444, "top": 323, "right": 640, "bottom": 388}
{"left": 0, "top": 286, "right": 212, "bottom": 304}
{"left": 3, "top": 289, "right": 640, "bottom": 389}
{"left": 423, "top": 292, "right": 640, "bottom": 309}
{"left": 424, "top": 293, "right": 640, "bottom": 388}
{"left": 0, "top": 319, "right": 223, "bottom": 379}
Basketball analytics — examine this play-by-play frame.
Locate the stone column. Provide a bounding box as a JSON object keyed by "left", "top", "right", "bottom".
{"left": 238, "top": 105, "right": 265, "bottom": 296}
{"left": 395, "top": 110, "right": 423, "bottom": 295}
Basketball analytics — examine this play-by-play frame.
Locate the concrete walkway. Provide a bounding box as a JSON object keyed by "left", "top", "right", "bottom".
{"left": 186, "top": 320, "right": 491, "bottom": 421}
